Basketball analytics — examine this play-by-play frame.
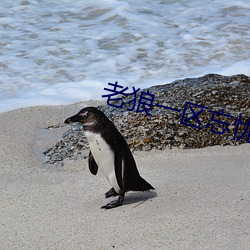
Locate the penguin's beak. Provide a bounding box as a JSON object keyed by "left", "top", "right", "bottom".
{"left": 64, "top": 114, "right": 81, "bottom": 124}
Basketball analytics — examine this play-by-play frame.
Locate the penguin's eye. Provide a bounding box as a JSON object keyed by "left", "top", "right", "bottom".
{"left": 79, "top": 112, "right": 88, "bottom": 119}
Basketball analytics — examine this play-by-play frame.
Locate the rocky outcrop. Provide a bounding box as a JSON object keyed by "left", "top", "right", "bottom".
{"left": 44, "top": 74, "right": 250, "bottom": 163}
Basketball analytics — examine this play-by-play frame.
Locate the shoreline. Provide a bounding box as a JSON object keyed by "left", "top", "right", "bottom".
{"left": 0, "top": 102, "right": 249, "bottom": 249}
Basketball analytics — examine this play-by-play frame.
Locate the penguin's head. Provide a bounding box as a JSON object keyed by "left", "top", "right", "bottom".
{"left": 65, "top": 107, "right": 109, "bottom": 129}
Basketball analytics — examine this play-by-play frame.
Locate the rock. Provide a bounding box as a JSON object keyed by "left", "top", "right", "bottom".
{"left": 43, "top": 74, "right": 250, "bottom": 164}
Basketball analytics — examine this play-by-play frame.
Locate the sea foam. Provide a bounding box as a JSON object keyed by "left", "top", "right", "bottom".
{"left": 0, "top": 0, "right": 249, "bottom": 112}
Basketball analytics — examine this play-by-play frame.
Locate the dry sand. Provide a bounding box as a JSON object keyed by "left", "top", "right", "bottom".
{"left": 0, "top": 102, "right": 249, "bottom": 250}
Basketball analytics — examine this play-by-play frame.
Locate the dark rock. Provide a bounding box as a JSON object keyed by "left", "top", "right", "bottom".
{"left": 43, "top": 74, "right": 250, "bottom": 164}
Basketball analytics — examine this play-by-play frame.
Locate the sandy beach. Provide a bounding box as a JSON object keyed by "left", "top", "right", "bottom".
{"left": 0, "top": 102, "right": 249, "bottom": 249}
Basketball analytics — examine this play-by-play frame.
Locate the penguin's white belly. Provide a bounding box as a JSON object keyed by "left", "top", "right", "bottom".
{"left": 85, "top": 131, "right": 120, "bottom": 193}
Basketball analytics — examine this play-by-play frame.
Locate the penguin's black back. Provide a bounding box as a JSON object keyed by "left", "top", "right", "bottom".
{"left": 70, "top": 106, "right": 154, "bottom": 192}
{"left": 99, "top": 115, "right": 154, "bottom": 192}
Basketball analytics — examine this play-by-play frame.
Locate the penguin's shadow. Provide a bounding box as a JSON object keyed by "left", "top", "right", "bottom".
{"left": 123, "top": 191, "right": 157, "bottom": 208}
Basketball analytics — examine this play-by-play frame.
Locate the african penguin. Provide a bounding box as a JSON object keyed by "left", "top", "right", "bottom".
{"left": 65, "top": 107, "right": 154, "bottom": 209}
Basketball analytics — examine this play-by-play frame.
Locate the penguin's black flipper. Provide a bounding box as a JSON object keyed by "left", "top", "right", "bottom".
{"left": 114, "top": 145, "right": 124, "bottom": 190}
{"left": 88, "top": 151, "right": 98, "bottom": 175}
{"left": 105, "top": 187, "right": 118, "bottom": 198}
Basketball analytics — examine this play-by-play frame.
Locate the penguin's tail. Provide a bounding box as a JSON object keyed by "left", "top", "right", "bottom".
{"left": 132, "top": 176, "right": 154, "bottom": 192}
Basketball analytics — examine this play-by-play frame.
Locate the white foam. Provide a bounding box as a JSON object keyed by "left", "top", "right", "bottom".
{"left": 218, "top": 60, "right": 250, "bottom": 76}
{"left": 0, "top": 0, "right": 249, "bottom": 112}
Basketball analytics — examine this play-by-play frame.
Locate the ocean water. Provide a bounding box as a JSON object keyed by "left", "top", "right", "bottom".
{"left": 0, "top": 0, "right": 250, "bottom": 112}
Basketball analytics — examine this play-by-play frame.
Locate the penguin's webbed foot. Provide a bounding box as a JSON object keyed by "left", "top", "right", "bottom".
{"left": 105, "top": 187, "right": 118, "bottom": 198}
{"left": 101, "top": 196, "right": 124, "bottom": 209}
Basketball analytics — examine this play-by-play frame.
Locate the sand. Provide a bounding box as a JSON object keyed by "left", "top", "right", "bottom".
{"left": 0, "top": 102, "right": 249, "bottom": 250}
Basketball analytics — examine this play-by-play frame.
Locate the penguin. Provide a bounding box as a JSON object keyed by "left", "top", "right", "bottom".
{"left": 65, "top": 107, "right": 154, "bottom": 209}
